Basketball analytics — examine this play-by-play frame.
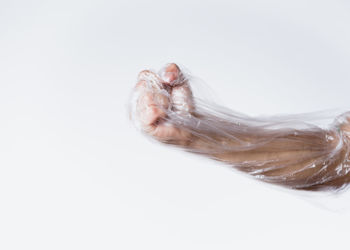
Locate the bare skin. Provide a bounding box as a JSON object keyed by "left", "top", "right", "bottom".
{"left": 132, "top": 63, "right": 350, "bottom": 190}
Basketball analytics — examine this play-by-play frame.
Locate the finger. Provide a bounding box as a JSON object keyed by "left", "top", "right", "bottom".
{"left": 159, "top": 63, "right": 185, "bottom": 86}
{"left": 171, "top": 83, "right": 195, "bottom": 115}
{"left": 159, "top": 64, "right": 195, "bottom": 114}
{"left": 136, "top": 91, "right": 166, "bottom": 128}
{"left": 138, "top": 70, "right": 163, "bottom": 90}
{"left": 134, "top": 73, "right": 169, "bottom": 131}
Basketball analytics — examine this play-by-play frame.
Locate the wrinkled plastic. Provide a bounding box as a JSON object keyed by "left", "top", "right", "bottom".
{"left": 129, "top": 64, "right": 350, "bottom": 191}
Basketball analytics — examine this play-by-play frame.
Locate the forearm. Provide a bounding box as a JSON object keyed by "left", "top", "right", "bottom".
{"left": 179, "top": 112, "right": 350, "bottom": 190}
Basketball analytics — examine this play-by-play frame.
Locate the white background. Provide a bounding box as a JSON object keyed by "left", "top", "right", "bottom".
{"left": 1, "top": 0, "right": 350, "bottom": 249}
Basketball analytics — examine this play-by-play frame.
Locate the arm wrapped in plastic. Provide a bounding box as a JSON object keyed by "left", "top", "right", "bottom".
{"left": 129, "top": 63, "right": 350, "bottom": 191}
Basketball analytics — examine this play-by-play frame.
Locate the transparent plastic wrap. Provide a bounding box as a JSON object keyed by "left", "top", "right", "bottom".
{"left": 129, "top": 63, "right": 350, "bottom": 191}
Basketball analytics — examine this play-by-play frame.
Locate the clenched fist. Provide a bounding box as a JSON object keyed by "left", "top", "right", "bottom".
{"left": 131, "top": 63, "right": 194, "bottom": 145}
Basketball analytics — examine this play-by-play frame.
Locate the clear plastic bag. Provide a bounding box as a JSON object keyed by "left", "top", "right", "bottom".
{"left": 129, "top": 63, "right": 350, "bottom": 191}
